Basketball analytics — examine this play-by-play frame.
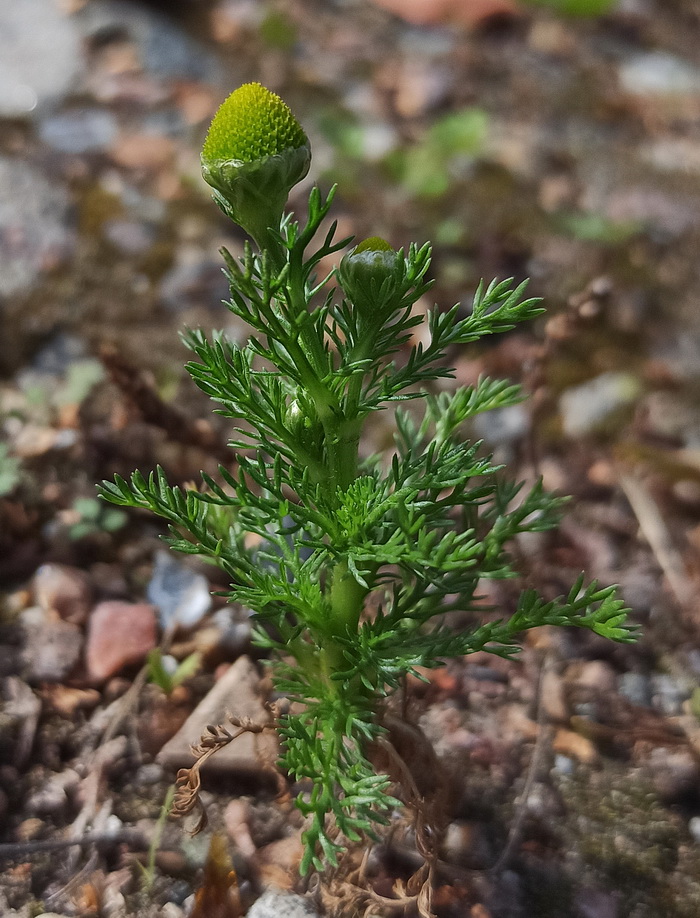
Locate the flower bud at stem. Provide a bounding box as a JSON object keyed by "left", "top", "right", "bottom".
{"left": 201, "top": 83, "right": 311, "bottom": 253}
{"left": 337, "top": 237, "right": 406, "bottom": 320}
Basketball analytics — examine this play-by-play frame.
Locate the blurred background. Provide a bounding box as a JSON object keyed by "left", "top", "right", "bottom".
{"left": 3, "top": 2, "right": 700, "bottom": 915}
{"left": 1, "top": 0, "right": 700, "bottom": 574}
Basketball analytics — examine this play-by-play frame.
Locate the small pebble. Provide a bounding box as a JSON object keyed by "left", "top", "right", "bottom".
{"left": 159, "top": 254, "right": 231, "bottom": 314}
{"left": 441, "top": 820, "right": 493, "bottom": 869}
{"left": 22, "top": 618, "right": 83, "bottom": 683}
{"left": 618, "top": 672, "right": 653, "bottom": 708}
{"left": 39, "top": 108, "right": 118, "bottom": 153}
{"left": 147, "top": 551, "right": 212, "bottom": 630}
{"left": 559, "top": 372, "right": 641, "bottom": 438}
{"left": 619, "top": 51, "right": 700, "bottom": 96}
{"left": 0, "top": 0, "right": 82, "bottom": 117}
{"left": 572, "top": 887, "right": 619, "bottom": 918}
{"left": 554, "top": 754, "right": 576, "bottom": 775}
{"left": 85, "top": 600, "right": 157, "bottom": 682}
{"left": 246, "top": 890, "right": 320, "bottom": 918}
{"left": 166, "top": 880, "right": 193, "bottom": 907}
{"left": 103, "top": 218, "right": 156, "bottom": 254}
{"left": 651, "top": 673, "right": 691, "bottom": 716}
{"left": 26, "top": 770, "right": 79, "bottom": 817}
{"left": 211, "top": 608, "right": 252, "bottom": 657}
{"left": 553, "top": 729, "right": 599, "bottom": 765}
{"left": 688, "top": 816, "right": 700, "bottom": 844}
{"left": 0, "top": 158, "right": 74, "bottom": 297}
{"left": 473, "top": 403, "right": 529, "bottom": 447}
{"left": 647, "top": 747, "right": 700, "bottom": 804}
{"left": 33, "top": 564, "right": 92, "bottom": 625}
{"left": 135, "top": 763, "right": 165, "bottom": 787}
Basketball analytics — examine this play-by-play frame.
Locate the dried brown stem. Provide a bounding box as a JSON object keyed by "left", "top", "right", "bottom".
{"left": 172, "top": 711, "right": 280, "bottom": 833}
{"left": 99, "top": 344, "right": 232, "bottom": 463}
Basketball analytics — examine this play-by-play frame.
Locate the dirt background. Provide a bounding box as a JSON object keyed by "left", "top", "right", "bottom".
{"left": 2, "top": 1, "right": 700, "bottom": 916}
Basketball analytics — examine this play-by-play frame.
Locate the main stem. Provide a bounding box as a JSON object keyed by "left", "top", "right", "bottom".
{"left": 262, "top": 216, "right": 370, "bottom": 690}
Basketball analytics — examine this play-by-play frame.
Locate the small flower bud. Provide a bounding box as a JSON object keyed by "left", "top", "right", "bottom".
{"left": 337, "top": 237, "right": 406, "bottom": 319}
{"left": 286, "top": 395, "right": 322, "bottom": 447}
{"left": 201, "top": 83, "right": 311, "bottom": 251}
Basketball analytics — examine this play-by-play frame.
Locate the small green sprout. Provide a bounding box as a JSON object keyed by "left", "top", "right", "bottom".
{"left": 68, "top": 496, "right": 127, "bottom": 541}
{"left": 146, "top": 648, "right": 201, "bottom": 695}
{"left": 0, "top": 443, "right": 21, "bottom": 497}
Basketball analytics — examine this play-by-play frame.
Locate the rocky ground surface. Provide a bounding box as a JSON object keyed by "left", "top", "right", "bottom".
{"left": 2, "top": 0, "right": 700, "bottom": 916}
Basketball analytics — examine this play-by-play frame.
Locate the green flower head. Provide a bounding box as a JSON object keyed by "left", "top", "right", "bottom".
{"left": 202, "top": 82, "right": 308, "bottom": 164}
{"left": 201, "top": 83, "right": 311, "bottom": 251}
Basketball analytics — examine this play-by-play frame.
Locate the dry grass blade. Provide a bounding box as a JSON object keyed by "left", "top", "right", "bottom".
{"left": 617, "top": 470, "right": 695, "bottom": 610}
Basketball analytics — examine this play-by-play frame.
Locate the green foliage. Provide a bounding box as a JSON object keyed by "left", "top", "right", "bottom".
{"left": 139, "top": 784, "right": 175, "bottom": 895}
{"left": 524, "top": 0, "right": 616, "bottom": 15}
{"left": 100, "top": 85, "right": 636, "bottom": 874}
{"left": 559, "top": 210, "right": 641, "bottom": 244}
{"left": 68, "top": 496, "right": 127, "bottom": 541}
{"left": 146, "top": 648, "right": 201, "bottom": 694}
{"left": 0, "top": 443, "right": 21, "bottom": 497}
{"left": 387, "top": 107, "right": 489, "bottom": 198}
{"left": 259, "top": 9, "right": 298, "bottom": 51}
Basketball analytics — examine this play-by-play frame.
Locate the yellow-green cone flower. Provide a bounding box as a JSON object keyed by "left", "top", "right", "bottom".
{"left": 201, "top": 83, "right": 311, "bottom": 252}
{"left": 338, "top": 237, "right": 406, "bottom": 319}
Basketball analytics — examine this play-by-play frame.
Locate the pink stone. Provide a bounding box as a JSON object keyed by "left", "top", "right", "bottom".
{"left": 85, "top": 601, "right": 157, "bottom": 682}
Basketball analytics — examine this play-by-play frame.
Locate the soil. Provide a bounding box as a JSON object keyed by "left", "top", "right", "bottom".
{"left": 2, "top": 1, "right": 700, "bottom": 916}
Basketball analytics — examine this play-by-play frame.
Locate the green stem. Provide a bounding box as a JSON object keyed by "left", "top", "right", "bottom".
{"left": 329, "top": 559, "right": 367, "bottom": 634}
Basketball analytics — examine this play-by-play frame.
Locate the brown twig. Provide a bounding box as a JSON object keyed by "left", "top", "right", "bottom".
{"left": 0, "top": 830, "right": 148, "bottom": 863}
{"left": 172, "top": 711, "right": 280, "bottom": 833}
{"left": 491, "top": 652, "right": 552, "bottom": 874}
{"left": 99, "top": 343, "right": 232, "bottom": 463}
{"left": 617, "top": 470, "right": 696, "bottom": 611}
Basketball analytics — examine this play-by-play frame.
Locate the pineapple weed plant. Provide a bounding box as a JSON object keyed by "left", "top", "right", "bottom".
{"left": 100, "top": 84, "right": 636, "bottom": 878}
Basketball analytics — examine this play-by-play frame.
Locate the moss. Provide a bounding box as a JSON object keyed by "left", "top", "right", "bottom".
{"left": 559, "top": 766, "right": 700, "bottom": 917}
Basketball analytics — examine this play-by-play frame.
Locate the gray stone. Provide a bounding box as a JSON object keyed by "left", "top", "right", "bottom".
{"left": 647, "top": 747, "right": 700, "bottom": 804}
{"left": 473, "top": 404, "right": 529, "bottom": 447}
{"left": 76, "top": 1, "right": 222, "bottom": 84}
{"left": 30, "top": 333, "right": 86, "bottom": 376}
{"left": 651, "top": 673, "right": 691, "bottom": 717}
{"left": 211, "top": 607, "right": 252, "bottom": 657}
{"left": 0, "top": 1, "right": 82, "bottom": 117}
{"left": 22, "top": 617, "right": 83, "bottom": 683}
{"left": 572, "top": 888, "right": 619, "bottom": 918}
{"left": 0, "top": 677, "right": 41, "bottom": 767}
{"left": 559, "top": 372, "right": 641, "bottom": 438}
{"left": 620, "top": 51, "right": 700, "bottom": 97}
{"left": 103, "top": 219, "right": 156, "bottom": 255}
{"left": 39, "top": 108, "right": 118, "bottom": 154}
{"left": 554, "top": 754, "right": 575, "bottom": 775}
{"left": 33, "top": 564, "right": 92, "bottom": 625}
{"left": 135, "top": 762, "right": 164, "bottom": 786}
{"left": 157, "top": 655, "right": 277, "bottom": 778}
{"left": 159, "top": 255, "right": 231, "bottom": 314}
{"left": 0, "top": 159, "right": 74, "bottom": 297}
{"left": 618, "top": 672, "right": 653, "bottom": 708}
{"left": 26, "top": 769, "right": 79, "bottom": 817}
{"left": 246, "top": 891, "right": 320, "bottom": 918}
{"left": 689, "top": 816, "right": 700, "bottom": 844}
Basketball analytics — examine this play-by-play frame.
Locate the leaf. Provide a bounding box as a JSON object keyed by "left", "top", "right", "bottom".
{"left": 0, "top": 444, "right": 21, "bottom": 497}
